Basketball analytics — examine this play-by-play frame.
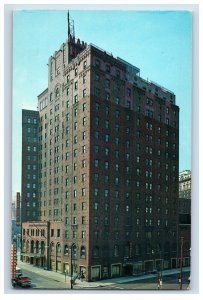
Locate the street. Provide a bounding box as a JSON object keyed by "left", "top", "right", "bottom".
{"left": 92, "top": 272, "right": 190, "bottom": 290}
{"left": 14, "top": 268, "right": 70, "bottom": 290}
{"left": 14, "top": 260, "right": 190, "bottom": 290}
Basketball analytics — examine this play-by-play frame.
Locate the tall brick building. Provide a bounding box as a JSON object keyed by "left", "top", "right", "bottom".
{"left": 21, "top": 21, "right": 180, "bottom": 281}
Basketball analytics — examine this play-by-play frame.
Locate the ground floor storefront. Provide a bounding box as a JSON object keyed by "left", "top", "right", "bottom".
{"left": 20, "top": 255, "right": 190, "bottom": 282}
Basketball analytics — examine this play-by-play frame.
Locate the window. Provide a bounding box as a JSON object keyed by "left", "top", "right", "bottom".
{"left": 105, "top": 148, "right": 109, "bottom": 156}
{"left": 82, "top": 159, "right": 86, "bottom": 168}
{"left": 82, "top": 145, "right": 86, "bottom": 154}
{"left": 83, "top": 89, "right": 87, "bottom": 97}
{"left": 74, "top": 95, "right": 78, "bottom": 103}
{"left": 82, "top": 131, "right": 86, "bottom": 140}
{"left": 106, "top": 93, "right": 110, "bottom": 101}
{"left": 105, "top": 134, "right": 110, "bottom": 142}
{"left": 106, "top": 64, "right": 110, "bottom": 73}
{"left": 105, "top": 79, "right": 110, "bottom": 88}
{"left": 95, "top": 102, "right": 100, "bottom": 110}
{"left": 83, "top": 117, "right": 87, "bottom": 126}
{"left": 96, "top": 74, "right": 100, "bottom": 81}
{"left": 104, "top": 189, "right": 109, "bottom": 197}
{"left": 95, "top": 159, "right": 99, "bottom": 167}
{"left": 82, "top": 188, "right": 85, "bottom": 196}
{"left": 105, "top": 161, "right": 109, "bottom": 169}
{"left": 94, "top": 188, "right": 99, "bottom": 196}
{"left": 94, "top": 202, "right": 99, "bottom": 210}
{"left": 95, "top": 88, "right": 100, "bottom": 97}
{"left": 105, "top": 120, "right": 109, "bottom": 128}
{"left": 95, "top": 59, "right": 100, "bottom": 67}
{"left": 83, "top": 103, "right": 86, "bottom": 111}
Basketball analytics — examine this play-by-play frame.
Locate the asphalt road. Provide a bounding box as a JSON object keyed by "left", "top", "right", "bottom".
{"left": 14, "top": 268, "right": 70, "bottom": 290}
{"left": 14, "top": 265, "right": 190, "bottom": 291}
{"left": 75, "top": 272, "right": 190, "bottom": 290}
{"left": 94, "top": 272, "right": 190, "bottom": 290}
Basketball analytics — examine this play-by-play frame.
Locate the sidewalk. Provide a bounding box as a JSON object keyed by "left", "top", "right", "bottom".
{"left": 17, "top": 258, "right": 190, "bottom": 289}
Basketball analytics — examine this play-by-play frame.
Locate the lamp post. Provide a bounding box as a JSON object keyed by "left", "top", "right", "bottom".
{"left": 64, "top": 269, "right": 66, "bottom": 282}
{"left": 70, "top": 243, "right": 76, "bottom": 290}
{"left": 159, "top": 250, "right": 162, "bottom": 279}
{"left": 179, "top": 237, "right": 184, "bottom": 290}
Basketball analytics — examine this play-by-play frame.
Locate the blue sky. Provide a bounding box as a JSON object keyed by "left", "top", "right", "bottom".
{"left": 12, "top": 9, "right": 192, "bottom": 199}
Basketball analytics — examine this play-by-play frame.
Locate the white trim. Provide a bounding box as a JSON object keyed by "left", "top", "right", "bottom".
{"left": 111, "top": 263, "right": 122, "bottom": 277}
{"left": 91, "top": 265, "right": 101, "bottom": 280}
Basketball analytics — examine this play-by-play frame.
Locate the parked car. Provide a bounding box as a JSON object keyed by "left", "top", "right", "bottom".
{"left": 16, "top": 266, "right": 23, "bottom": 277}
{"left": 13, "top": 276, "right": 31, "bottom": 287}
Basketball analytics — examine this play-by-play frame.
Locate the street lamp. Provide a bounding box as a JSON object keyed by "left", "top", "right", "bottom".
{"left": 64, "top": 269, "right": 66, "bottom": 282}
{"left": 179, "top": 237, "right": 184, "bottom": 290}
{"left": 70, "top": 243, "right": 76, "bottom": 290}
{"left": 159, "top": 250, "right": 162, "bottom": 279}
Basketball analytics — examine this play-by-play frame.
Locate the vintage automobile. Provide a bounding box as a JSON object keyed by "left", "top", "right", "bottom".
{"left": 13, "top": 276, "right": 32, "bottom": 287}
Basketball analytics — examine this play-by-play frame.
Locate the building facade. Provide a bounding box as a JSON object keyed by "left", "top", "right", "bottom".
{"left": 179, "top": 170, "right": 191, "bottom": 199}
{"left": 178, "top": 170, "right": 191, "bottom": 267}
{"left": 21, "top": 110, "right": 39, "bottom": 222}
{"left": 21, "top": 28, "right": 180, "bottom": 281}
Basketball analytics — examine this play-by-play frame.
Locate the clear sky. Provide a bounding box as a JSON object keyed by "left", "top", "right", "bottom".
{"left": 12, "top": 9, "right": 192, "bottom": 200}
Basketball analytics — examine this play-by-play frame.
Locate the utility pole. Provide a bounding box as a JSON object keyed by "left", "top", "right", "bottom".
{"left": 70, "top": 243, "right": 76, "bottom": 289}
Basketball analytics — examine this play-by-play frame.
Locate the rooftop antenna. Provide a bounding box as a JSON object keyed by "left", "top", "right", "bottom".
{"left": 67, "top": 11, "right": 70, "bottom": 37}
{"left": 67, "top": 10, "right": 75, "bottom": 38}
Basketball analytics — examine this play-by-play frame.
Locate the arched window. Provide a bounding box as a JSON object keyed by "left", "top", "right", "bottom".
{"left": 41, "top": 241, "right": 45, "bottom": 254}
{"left": 92, "top": 246, "right": 99, "bottom": 258}
{"left": 64, "top": 245, "right": 69, "bottom": 256}
{"left": 30, "top": 240, "right": 34, "bottom": 253}
{"left": 80, "top": 246, "right": 86, "bottom": 258}
{"left": 72, "top": 244, "right": 77, "bottom": 259}
{"left": 55, "top": 87, "right": 60, "bottom": 98}
{"left": 36, "top": 240, "right": 39, "bottom": 253}
{"left": 26, "top": 240, "right": 30, "bottom": 253}
{"left": 51, "top": 243, "right": 55, "bottom": 253}
{"left": 56, "top": 243, "right": 61, "bottom": 254}
{"left": 22, "top": 239, "right": 26, "bottom": 252}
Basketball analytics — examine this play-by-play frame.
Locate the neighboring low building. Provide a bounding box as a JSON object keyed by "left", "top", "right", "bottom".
{"left": 179, "top": 170, "right": 191, "bottom": 199}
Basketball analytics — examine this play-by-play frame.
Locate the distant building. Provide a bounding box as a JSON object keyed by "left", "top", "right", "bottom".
{"left": 11, "top": 202, "right": 16, "bottom": 221}
{"left": 21, "top": 15, "right": 180, "bottom": 281}
{"left": 16, "top": 192, "right": 21, "bottom": 226}
{"left": 179, "top": 170, "right": 191, "bottom": 267}
{"left": 179, "top": 170, "right": 191, "bottom": 199}
{"left": 21, "top": 110, "right": 39, "bottom": 222}
{"left": 12, "top": 193, "right": 21, "bottom": 250}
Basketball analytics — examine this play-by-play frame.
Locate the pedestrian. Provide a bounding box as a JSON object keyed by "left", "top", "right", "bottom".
{"left": 160, "top": 279, "right": 163, "bottom": 289}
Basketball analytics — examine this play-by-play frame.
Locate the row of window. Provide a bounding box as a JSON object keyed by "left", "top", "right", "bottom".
{"left": 94, "top": 101, "right": 177, "bottom": 125}
{"left": 25, "top": 117, "right": 38, "bottom": 124}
